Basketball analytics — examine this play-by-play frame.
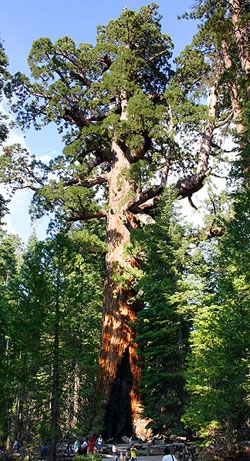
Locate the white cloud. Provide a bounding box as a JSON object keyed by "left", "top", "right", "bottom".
{"left": 0, "top": 103, "right": 50, "bottom": 243}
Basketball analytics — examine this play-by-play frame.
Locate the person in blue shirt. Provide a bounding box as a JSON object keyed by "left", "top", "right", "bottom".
{"left": 13, "top": 440, "right": 20, "bottom": 451}
{"left": 40, "top": 443, "right": 48, "bottom": 458}
{"left": 74, "top": 439, "right": 81, "bottom": 453}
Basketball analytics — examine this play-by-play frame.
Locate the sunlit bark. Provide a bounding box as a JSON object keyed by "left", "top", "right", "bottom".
{"left": 221, "top": 39, "right": 245, "bottom": 134}
{"left": 228, "top": 0, "right": 250, "bottom": 98}
{"left": 176, "top": 81, "right": 219, "bottom": 202}
{"left": 93, "top": 136, "right": 150, "bottom": 437}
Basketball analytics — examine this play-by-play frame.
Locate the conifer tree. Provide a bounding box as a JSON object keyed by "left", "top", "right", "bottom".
{"left": 131, "top": 193, "right": 193, "bottom": 435}
{"left": 1, "top": 4, "right": 236, "bottom": 436}
{"left": 0, "top": 228, "right": 103, "bottom": 453}
{"left": 0, "top": 41, "right": 10, "bottom": 219}
{"left": 182, "top": 201, "right": 250, "bottom": 440}
{"left": 21, "top": 231, "right": 102, "bottom": 442}
{"left": 0, "top": 230, "right": 23, "bottom": 447}
{"left": 178, "top": 0, "right": 250, "bottom": 444}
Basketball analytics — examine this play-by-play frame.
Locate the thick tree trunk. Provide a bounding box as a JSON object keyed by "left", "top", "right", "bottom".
{"left": 93, "top": 140, "right": 150, "bottom": 439}
{"left": 221, "top": 39, "right": 245, "bottom": 134}
{"left": 228, "top": 0, "right": 250, "bottom": 98}
{"left": 176, "top": 82, "right": 218, "bottom": 200}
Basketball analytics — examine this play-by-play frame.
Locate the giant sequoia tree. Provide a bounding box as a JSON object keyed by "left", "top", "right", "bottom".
{"left": 1, "top": 4, "right": 233, "bottom": 437}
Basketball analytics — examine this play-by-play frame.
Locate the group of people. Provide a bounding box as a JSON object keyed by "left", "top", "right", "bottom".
{"left": 69, "top": 434, "right": 103, "bottom": 456}
{"left": 66, "top": 438, "right": 140, "bottom": 460}
{"left": 11, "top": 436, "right": 177, "bottom": 461}
{"left": 112, "top": 443, "right": 177, "bottom": 461}
{"left": 112, "top": 443, "right": 138, "bottom": 461}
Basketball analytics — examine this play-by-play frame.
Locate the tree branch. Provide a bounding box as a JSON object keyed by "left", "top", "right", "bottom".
{"left": 64, "top": 173, "right": 109, "bottom": 188}
{"left": 176, "top": 80, "right": 219, "bottom": 199}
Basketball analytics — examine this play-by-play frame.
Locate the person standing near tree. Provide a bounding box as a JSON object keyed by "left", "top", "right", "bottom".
{"left": 40, "top": 442, "right": 48, "bottom": 459}
{"left": 13, "top": 440, "right": 20, "bottom": 452}
{"left": 80, "top": 439, "right": 88, "bottom": 455}
{"left": 112, "top": 442, "right": 118, "bottom": 461}
{"left": 130, "top": 445, "right": 137, "bottom": 461}
{"left": 97, "top": 435, "right": 103, "bottom": 453}
{"left": 65, "top": 442, "right": 73, "bottom": 456}
{"left": 73, "top": 439, "right": 80, "bottom": 455}
{"left": 162, "top": 447, "right": 177, "bottom": 461}
{"left": 88, "top": 434, "right": 96, "bottom": 453}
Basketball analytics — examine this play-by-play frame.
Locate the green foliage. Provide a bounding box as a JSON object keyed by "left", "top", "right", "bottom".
{"left": 0, "top": 230, "right": 23, "bottom": 443}
{"left": 1, "top": 0, "right": 249, "bottom": 446}
{"left": 0, "top": 4, "right": 176, "bottom": 228}
{"left": 0, "top": 42, "right": 11, "bottom": 220}
{"left": 0, "top": 228, "right": 104, "bottom": 445}
{"left": 182, "top": 193, "right": 250, "bottom": 436}
{"left": 77, "top": 454, "right": 100, "bottom": 461}
{"left": 0, "top": 41, "right": 9, "bottom": 144}
{"left": 174, "top": 0, "right": 250, "bottom": 443}
{"left": 130, "top": 192, "right": 193, "bottom": 433}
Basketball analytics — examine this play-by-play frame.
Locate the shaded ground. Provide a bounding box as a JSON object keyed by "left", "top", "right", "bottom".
{"left": 102, "top": 457, "right": 163, "bottom": 461}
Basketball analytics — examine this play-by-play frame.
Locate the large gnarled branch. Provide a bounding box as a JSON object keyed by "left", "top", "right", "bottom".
{"left": 176, "top": 82, "right": 219, "bottom": 199}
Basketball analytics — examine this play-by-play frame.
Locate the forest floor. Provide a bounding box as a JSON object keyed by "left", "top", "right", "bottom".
{"left": 133, "top": 457, "right": 163, "bottom": 461}
{"left": 102, "top": 457, "right": 163, "bottom": 461}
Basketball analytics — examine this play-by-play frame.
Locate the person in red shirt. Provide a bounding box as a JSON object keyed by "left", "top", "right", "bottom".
{"left": 88, "top": 435, "right": 96, "bottom": 453}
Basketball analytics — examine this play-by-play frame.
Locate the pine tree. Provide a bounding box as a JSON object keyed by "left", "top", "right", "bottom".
{"left": 0, "top": 41, "right": 11, "bottom": 220}
{"left": 0, "top": 228, "right": 103, "bottom": 455}
{"left": 131, "top": 193, "right": 192, "bottom": 435}
{"left": 178, "top": 0, "right": 250, "bottom": 444}
{"left": 0, "top": 230, "right": 23, "bottom": 447}
{"left": 182, "top": 205, "right": 250, "bottom": 440}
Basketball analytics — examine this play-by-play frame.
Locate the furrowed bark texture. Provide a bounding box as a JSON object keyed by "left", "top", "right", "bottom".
{"left": 221, "top": 39, "right": 245, "bottom": 134}
{"left": 228, "top": 0, "right": 250, "bottom": 98}
{"left": 176, "top": 82, "right": 218, "bottom": 200}
{"left": 93, "top": 141, "right": 149, "bottom": 439}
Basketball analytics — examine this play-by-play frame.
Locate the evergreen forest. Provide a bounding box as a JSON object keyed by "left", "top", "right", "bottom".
{"left": 0, "top": 1, "right": 249, "bottom": 460}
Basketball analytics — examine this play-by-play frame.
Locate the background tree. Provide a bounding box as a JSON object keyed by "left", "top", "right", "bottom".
{"left": 0, "top": 230, "right": 23, "bottom": 448}
{"left": 175, "top": 0, "right": 250, "bottom": 447}
{"left": 182, "top": 197, "right": 250, "bottom": 443}
{"left": 0, "top": 41, "right": 9, "bottom": 145}
{"left": 0, "top": 227, "right": 103, "bottom": 455}
{"left": 0, "top": 41, "right": 11, "bottom": 220}
{"left": 131, "top": 193, "right": 193, "bottom": 436}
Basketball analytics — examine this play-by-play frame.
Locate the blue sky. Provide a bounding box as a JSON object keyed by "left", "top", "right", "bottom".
{"left": 1, "top": 0, "right": 199, "bottom": 243}
{"left": 2, "top": 1, "right": 197, "bottom": 74}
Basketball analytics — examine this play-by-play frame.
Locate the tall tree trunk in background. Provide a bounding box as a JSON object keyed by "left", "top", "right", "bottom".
{"left": 50, "top": 263, "right": 60, "bottom": 461}
{"left": 177, "top": 80, "right": 219, "bottom": 202}
{"left": 221, "top": 39, "right": 244, "bottom": 134}
{"left": 221, "top": 36, "right": 250, "bottom": 183}
{"left": 50, "top": 314, "right": 59, "bottom": 461}
{"left": 72, "top": 363, "right": 80, "bottom": 429}
{"left": 228, "top": 0, "right": 250, "bottom": 98}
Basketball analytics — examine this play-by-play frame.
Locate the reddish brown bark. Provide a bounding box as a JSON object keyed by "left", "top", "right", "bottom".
{"left": 93, "top": 140, "right": 150, "bottom": 438}
{"left": 176, "top": 81, "right": 219, "bottom": 201}
{"left": 228, "top": 0, "right": 250, "bottom": 98}
{"left": 221, "top": 39, "right": 245, "bottom": 134}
